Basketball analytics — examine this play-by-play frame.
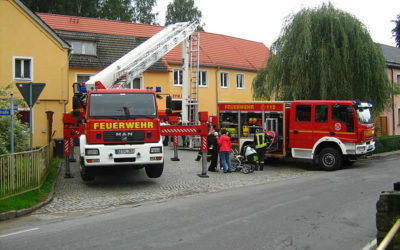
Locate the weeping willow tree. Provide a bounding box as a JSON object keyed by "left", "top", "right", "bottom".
{"left": 252, "top": 3, "right": 391, "bottom": 115}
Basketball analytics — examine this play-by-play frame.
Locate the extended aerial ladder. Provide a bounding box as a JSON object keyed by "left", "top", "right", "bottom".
{"left": 84, "top": 21, "right": 198, "bottom": 91}
{"left": 188, "top": 33, "right": 200, "bottom": 124}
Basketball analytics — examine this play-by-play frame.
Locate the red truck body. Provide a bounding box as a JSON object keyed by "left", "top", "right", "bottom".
{"left": 218, "top": 100, "right": 375, "bottom": 170}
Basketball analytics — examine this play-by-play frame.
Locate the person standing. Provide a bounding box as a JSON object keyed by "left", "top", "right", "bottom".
{"left": 161, "top": 118, "right": 170, "bottom": 146}
{"left": 253, "top": 129, "right": 268, "bottom": 171}
{"left": 217, "top": 129, "right": 232, "bottom": 173}
{"left": 207, "top": 130, "right": 219, "bottom": 172}
{"left": 195, "top": 124, "right": 216, "bottom": 161}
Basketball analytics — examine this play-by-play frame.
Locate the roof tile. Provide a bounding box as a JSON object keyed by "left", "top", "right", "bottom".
{"left": 38, "top": 13, "right": 270, "bottom": 71}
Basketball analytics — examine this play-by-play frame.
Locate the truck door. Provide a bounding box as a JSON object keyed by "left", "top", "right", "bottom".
{"left": 313, "top": 104, "right": 330, "bottom": 140}
{"left": 289, "top": 103, "right": 314, "bottom": 150}
{"left": 331, "top": 104, "right": 355, "bottom": 141}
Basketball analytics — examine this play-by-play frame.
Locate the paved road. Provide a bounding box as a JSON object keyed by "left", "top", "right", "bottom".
{"left": 1, "top": 152, "right": 398, "bottom": 250}
{"left": 31, "top": 146, "right": 312, "bottom": 219}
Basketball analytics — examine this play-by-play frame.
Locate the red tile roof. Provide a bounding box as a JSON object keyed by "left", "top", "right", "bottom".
{"left": 37, "top": 13, "right": 270, "bottom": 71}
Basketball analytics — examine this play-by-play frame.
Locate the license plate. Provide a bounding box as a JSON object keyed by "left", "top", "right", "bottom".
{"left": 115, "top": 149, "right": 135, "bottom": 154}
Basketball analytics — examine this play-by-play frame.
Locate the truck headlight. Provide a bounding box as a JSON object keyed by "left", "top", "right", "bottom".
{"left": 357, "top": 146, "right": 366, "bottom": 153}
{"left": 85, "top": 148, "right": 99, "bottom": 155}
{"left": 150, "top": 146, "right": 162, "bottom": 154}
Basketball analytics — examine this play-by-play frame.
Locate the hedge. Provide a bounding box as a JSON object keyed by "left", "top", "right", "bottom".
{"left": 374, "top": 136, "right": 400, "bottom": 154}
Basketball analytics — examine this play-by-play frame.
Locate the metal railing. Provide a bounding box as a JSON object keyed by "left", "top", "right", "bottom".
{"left": 0, "top": 144, "right": 51, "bottom": 200}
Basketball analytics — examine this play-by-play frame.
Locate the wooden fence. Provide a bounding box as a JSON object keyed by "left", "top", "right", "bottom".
{"left": 0, "top": 145, "right": 51, "bottom": 200}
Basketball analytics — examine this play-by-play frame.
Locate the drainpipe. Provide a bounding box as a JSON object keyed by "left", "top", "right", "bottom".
{"left": 64, "top": 49, "right": 72, "bottom": 113}
{"left": 391, "top": 67, "right": 395, "bottom": 135}
{"left": 215, "top": 66, "right": 220, "bottom": 115}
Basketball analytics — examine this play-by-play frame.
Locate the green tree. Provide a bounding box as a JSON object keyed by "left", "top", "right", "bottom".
{"left": 132, "top": 0, "right": 159, "bottom": 25}
{"left": 392, "top": 14, "right": 400, "bottom": 47}
{"left": 99, "top": 0, "right": 133, "bottom": 21}
{"left": 0, "top": 85, "right": 29, "bottom": 154}
{"left": 22, "top": 0, "right": 100, "bottom": 18}
{"left": 252, "top": 3, "right": 391, "bottom": 115}
{"left": 165, "top": 0, "right": 205, "bottom": 31}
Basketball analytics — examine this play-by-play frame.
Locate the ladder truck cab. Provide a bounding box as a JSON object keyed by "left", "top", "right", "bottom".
{"left": 63, "top": 21, "right": 199, "bottom": 181}
{"left": 218, "top": 100, "right": 375, "bottom": 170}
{"left": 75, "top": 85, "right": 163, "bottom": 181}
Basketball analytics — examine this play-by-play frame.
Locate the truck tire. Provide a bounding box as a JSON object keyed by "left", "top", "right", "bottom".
{"left": 318, "top": 147, "right": 342, "bottom": 171}
{"left": 145, "top": 163, "right": 164, "bottom": 178}
{"left": 80, "top": 158, "right": 95, "bottom": 181}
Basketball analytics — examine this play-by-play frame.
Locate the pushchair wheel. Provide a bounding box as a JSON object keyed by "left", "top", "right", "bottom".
{"left": 232, "top": 163, "right": 241, "bottom": 172}
{"left": 241, "top": 164, "right": 251, "bottom": 174}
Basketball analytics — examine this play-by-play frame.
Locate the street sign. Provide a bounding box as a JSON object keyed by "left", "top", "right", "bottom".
{"left": 0, "top": 109, "right": 11, "bottom": 116}
{"left": 16, "top": 83, "right": 46, "bottom": 107}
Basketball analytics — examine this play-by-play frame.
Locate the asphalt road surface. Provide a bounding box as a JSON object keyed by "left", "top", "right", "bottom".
{"left": 1, "top": 153, "right": 399, "bottom": 250}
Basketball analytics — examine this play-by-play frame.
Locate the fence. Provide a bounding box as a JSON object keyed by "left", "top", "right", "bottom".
{"left": 0, "top": 144, "right": 52, "bottom": 200}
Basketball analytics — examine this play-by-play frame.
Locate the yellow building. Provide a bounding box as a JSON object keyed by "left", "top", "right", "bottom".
{"left": 38, "top": 13, "right": 270, "bottom": 118}
{"left": 0, "top": 0, "right": 70, "bottom": 147}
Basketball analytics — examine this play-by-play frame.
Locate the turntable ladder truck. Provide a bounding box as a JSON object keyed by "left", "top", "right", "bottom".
{"left": 63, "top": 21, "right": 209, "bottom": 181}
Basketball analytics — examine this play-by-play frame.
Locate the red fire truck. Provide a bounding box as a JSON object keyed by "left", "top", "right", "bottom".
{"left": 63, "top": 21, "right": 210, "bottom": 181}
{"left": 218, "top": 100, "right": 375, "bottom": 170}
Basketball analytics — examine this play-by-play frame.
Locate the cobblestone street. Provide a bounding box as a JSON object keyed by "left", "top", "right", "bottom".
{"left": 32, "top": 147, "right": 313, "bottom": 219}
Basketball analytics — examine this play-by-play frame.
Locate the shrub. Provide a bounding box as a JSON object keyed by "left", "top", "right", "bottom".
{"left": 374, "top": 136, "right": 400, "bottom": 154}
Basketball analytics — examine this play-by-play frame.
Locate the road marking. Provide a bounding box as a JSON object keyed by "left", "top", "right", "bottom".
{"left": 361, "top": 239, "right": 376, "bottom": 250}
{"left": 0, "top": 227, "right": 39, "bottom": 238}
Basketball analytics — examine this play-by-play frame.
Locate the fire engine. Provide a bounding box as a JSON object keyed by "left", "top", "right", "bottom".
{"left": 218, "top": 100, "right": 375, "bottom": 170}
{"left": 63, "top": 21, "right": 209, "bottom": 181}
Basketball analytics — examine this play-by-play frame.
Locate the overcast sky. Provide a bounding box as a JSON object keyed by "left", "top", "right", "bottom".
{"left": 154, "top": 0, "right": 399, "bottom": 48}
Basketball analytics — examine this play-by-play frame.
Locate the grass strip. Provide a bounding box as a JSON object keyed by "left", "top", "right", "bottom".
{"left": 0, "top": 157, "right": 60, "bottom": 213}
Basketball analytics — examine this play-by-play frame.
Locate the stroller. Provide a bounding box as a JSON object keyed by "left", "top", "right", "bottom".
{"left": 231, "top": 130, "right": 278, "bottom": 174}
{"left": 232, "top": 144, "right": 258, "bottom": 174}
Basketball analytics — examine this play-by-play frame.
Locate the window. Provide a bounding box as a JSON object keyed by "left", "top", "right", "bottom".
{"left": 397, "top": 109, "right": 400, "bottom": 126}
{"left": 220, "top": 72, "right": 229, "bottom": 88}
{"left": 69, "top": 40, "right": 96, "bottom": 55}
{"left": 397, "top": 74, "right": 400, "bottom": 87}
{"left": 332, "top": 104, "right": 354, "bottom": 132}
{"left": 13, "top": 57, "right": 33, "bottom": 81}
{"left": 76, "top": 74, "right": 92, "bottom": 83}
{"left": 174, "top": 69, "right": 183, "bottom": 86}
{"left": 315, "top": 105, "right": 328, "bottom": 123}
{"left": 295, "top": 105, "right": 311, "bottom": 122}
{"left": 236, "top": 73, "right": 244, "bottom": 89}
{"left": 198, "top": 71, "right": 208, "bottom": 87}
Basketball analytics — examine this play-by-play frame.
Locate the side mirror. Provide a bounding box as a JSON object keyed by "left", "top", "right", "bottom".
{"left": 166, "top": 95, "right": 172, "bottom": 109}
{"left": 72, "top": 95, "right": 80, "bottom": 110}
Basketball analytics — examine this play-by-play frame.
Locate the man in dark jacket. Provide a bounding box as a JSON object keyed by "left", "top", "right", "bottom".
{"left": 207, "top": 130, "right": 219, "bottom": 172}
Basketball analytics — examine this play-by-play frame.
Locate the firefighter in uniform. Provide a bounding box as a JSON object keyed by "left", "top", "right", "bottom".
{"left": 253, "top": 129, "right": 269, "bottom": 171}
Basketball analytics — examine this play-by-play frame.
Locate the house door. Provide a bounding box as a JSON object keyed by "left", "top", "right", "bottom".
{"left": 376, "top": 116, "right": 388, "bottom": 136}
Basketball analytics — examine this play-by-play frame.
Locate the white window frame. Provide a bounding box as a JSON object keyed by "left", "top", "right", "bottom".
{"left": 198, "top": 70, "right": 208, "bottom": 87}
{"left": 13, "top": 56, "right": 33, "bottom": 81}
{"left": 75, "top": 72, "right": 95, "bottom": 84}
{"left": 398, "top": 108, "right": 400, "bottom": 126}
{"left": 236, "top": 73, "right": 245, "bottom": 89}
{"left": 220, "top": 72, "right": 229, "bottom": 88}
{"left": 173, "top": 69, "right": 183, "bottom": 86}
{"left": 397, "top": 73, "right": 400, "bottom": 88}
{"left": 69, "top": 40, "right": 97, "bottom": 55}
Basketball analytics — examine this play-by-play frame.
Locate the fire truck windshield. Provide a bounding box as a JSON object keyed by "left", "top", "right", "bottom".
{"left": 356, "top": 107, "right": 372, "bottom": 124}
{"left": 89, "top": 92, "right": 157, "bottom": 119}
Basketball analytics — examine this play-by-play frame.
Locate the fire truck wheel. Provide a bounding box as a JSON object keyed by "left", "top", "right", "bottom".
{"left": 318, "top": 147, "right": 342, "bottom": 171}
{"left": 145, "top": 163, "right": 164, "bottom": 178}
{"left": 80, "top": 163, "right": 95, "bottom": 181}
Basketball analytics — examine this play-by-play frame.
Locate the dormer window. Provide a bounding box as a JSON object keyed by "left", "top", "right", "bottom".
{"left": 69, "top": 40, "right": 96, "bottom": 55}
